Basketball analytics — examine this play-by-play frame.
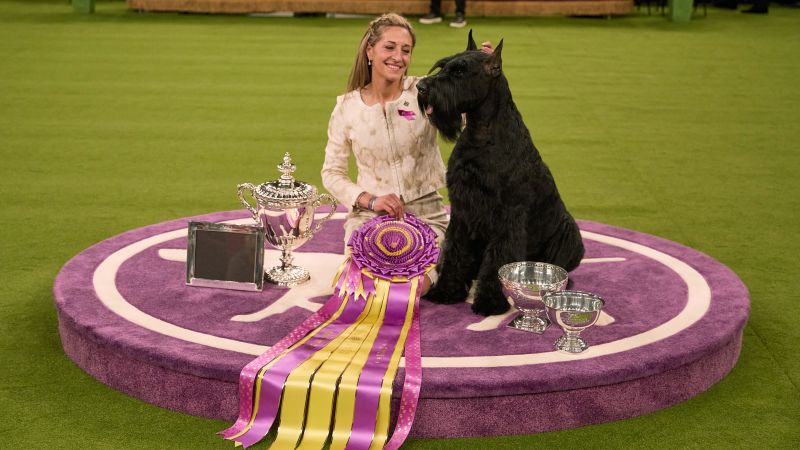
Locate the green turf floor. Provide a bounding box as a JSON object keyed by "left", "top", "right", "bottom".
{"left": 1, "top": 1, "right": 799, "bottom": 448}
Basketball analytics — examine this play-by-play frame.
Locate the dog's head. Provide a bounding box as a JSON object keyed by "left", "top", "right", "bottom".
{"left": 417, "top": 30, "right": 505, "bottom": 141}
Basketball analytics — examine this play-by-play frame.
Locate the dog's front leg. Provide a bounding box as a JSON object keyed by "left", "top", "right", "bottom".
{"left": 471, "top": 228, "right": 526, "bottom": 316}
{"left": 425, "top": 215, "right": 481, "bottom": 305}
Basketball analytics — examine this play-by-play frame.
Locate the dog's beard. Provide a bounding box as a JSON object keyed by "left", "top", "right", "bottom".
{"left": 418, "top": 92, "right": 463, "bottom": 141}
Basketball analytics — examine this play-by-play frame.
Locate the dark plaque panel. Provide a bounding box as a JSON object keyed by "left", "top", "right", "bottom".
{"left": 186, "top": 221, "right": 265, "bottom": 291}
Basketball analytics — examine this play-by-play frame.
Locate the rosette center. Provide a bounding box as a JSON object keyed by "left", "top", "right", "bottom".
{"left": 348, "top": 215, "right": 440, "bottom": 280}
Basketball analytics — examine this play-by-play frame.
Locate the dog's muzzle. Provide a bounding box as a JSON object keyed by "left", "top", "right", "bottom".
{"left": 417, "top": 79, "right": 428, "bottom": 95}
{"left": 416, "top": 79, "right": 434, "bottom": 116}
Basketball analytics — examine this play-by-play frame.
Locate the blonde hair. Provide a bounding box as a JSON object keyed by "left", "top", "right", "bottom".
{"left": 346, "top": 13, "right": 417, "bottom": 93}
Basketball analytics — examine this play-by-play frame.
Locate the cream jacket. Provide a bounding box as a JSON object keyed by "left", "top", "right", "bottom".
{"left": 321, "top": 76, "right": 446, "bottom": 211}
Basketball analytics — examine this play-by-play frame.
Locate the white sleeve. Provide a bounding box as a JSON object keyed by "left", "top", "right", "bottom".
{"left": 321, "top": 97, "right": 364, "bottom": 211}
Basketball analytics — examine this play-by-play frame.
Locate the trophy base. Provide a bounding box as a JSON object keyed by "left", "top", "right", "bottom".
{"left": 265, "top": 265, "right": 310, "bottom": 287}
{"left": 507, "top": 313, "right": 550, "bottom": 334}
{"left": 555, "top": 335, "right": 588, "bottom": 353}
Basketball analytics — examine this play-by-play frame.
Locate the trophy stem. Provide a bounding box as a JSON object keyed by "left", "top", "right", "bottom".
{"left": 509, "top": 311, "right": 550, "bottom": 334}
{"left": 555, "top": 330, "right": 588, "bottom": 353}
{"left": 280, "top": 246, "right": 294, "bottom": 270}
{"left": 265, "top": 243, "right": 310, "bottom": 287}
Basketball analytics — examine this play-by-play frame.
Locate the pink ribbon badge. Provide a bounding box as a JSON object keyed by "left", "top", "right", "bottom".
{"left": 397, "top": 109, "right": 416, "bottom": 121}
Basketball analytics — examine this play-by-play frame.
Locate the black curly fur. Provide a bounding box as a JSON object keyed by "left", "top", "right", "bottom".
{"left": 418, "top": 31, "right": 585, "bottom": 316}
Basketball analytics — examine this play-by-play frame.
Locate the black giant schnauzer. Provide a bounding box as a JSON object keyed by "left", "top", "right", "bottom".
{"left": 417, "top": 32, "right": 584, "bottom": 316}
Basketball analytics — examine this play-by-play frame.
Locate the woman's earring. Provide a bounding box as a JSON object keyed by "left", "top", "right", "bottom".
{"left": 368, "top": 59, "right": 372, "bottom": 67}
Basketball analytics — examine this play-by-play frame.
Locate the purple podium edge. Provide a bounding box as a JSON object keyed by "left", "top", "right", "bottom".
{"left": 57, "top": 312, "right": 743, "bottom": 438}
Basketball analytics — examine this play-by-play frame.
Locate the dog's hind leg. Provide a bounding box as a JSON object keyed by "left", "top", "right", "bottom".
{"left": 540, "top": 215, "right": 585, "bottom": 272}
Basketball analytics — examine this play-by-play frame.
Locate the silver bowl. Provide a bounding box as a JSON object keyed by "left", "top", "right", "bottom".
{"left": 542, "top": 290, "right": 605, "bottom": 353}
{"left": 498, "top": 262, "right": 568, "bottom": 334}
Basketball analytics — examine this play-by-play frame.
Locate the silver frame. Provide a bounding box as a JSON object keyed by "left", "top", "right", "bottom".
{"left": 186, "top": 221, "right": 266, "bottom": 291}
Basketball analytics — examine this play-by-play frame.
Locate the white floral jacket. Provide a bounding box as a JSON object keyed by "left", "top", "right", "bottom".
{"left": 321, "top": 76, "right": 446, "bottom": 211}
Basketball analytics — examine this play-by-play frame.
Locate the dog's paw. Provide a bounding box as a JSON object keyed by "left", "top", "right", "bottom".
{"left": 471, "top": 295, "right": 511, "bottom": 316}
{"left": 424, "top": 283, "right": 468, "bottom": 305}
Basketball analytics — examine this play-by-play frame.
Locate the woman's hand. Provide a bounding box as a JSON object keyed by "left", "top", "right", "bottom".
{"left": 372, "top": 193, "right": 405, "bottom": 219}
{"left": 481, "top": 41, "right": 494, "bottom": 54}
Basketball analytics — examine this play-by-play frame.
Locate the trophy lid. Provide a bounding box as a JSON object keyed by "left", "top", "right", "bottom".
{"left": 252, "top": 153, "right": 317, "bottom": 207}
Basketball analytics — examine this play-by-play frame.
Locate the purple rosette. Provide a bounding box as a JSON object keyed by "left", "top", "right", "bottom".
{"left": 347, "top": 214, "right": 439, "bottom": 280}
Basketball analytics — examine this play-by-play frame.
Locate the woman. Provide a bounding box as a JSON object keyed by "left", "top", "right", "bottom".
{"left": 321, "top": 13, "right": 447, "bottom": 292}
{"left": 321, "top": 13, "right": 490, "bottom": 292}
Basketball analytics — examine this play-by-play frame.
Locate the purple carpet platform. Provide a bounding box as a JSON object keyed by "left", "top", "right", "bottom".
{"left": 54, "top": 208, "right": 749, "bottom": 438}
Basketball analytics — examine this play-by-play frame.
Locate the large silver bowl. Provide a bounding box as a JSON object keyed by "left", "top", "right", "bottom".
{"left": 498, "top": 262, "right": 569, "bottom": 334}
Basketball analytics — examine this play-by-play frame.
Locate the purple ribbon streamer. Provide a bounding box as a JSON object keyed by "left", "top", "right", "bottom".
{"left": 345, "top": 281, "right": 413, "bottom": 450}
{"left": 344, "top": 215, "right": 432, "bottom": 449}
{"left": 219, "top": 293, "right": 345, "bottom": 439}
{"left": 385, "top": 281, "right": 422, "bottom": 450}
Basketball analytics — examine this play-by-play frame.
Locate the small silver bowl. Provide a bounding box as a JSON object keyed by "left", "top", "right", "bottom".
{"left": 542, "top": 290, "right": 605, "bottom": 353}
{"left": 498, "top": 262, "right": 569, "bottom": 334}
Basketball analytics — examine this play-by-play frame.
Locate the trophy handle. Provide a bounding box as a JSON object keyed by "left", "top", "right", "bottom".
{"left": 311, "top": 193, "right": 338, "bottom": 234}
{"left": 237, "top": 183, "right": 259, "bottom": 222}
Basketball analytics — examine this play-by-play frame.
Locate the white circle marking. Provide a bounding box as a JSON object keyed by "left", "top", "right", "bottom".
{"left": 93, "top": 215, "right": 710, "bottom": 368}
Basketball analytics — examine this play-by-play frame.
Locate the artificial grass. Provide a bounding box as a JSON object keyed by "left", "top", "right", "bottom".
{"left": 1, "top": 1, "right": 799, "bottom": 448}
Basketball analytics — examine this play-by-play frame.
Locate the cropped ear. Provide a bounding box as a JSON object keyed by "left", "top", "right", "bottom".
{"left": 485, "top": 38, "right": 503, "bottom": 77}
{"left": 466, "top": 29, "right": 478, "bottom": 51}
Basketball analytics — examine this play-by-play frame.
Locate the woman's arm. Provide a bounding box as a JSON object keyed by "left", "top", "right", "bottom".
{"left": 321, "top": 97, "right": 365, "bottom": 211}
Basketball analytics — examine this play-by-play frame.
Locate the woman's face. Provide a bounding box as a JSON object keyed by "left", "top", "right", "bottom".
{"left": 366, "top": 26, "right": 413, "bottom": 85}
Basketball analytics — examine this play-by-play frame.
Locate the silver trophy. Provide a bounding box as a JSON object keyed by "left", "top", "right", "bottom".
{"left": 498, "top": 262, "right": 568, "bottom": 334}
{"left": 542, "top": 290, "right": 605, "bottom": 353}
{"left": 237, "top": 152, "right": 337, "bottom": 287}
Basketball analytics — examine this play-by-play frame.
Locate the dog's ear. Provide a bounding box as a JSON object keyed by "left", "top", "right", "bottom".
{"left": 466, "top": 29, "right": 478, "bottom": 51}
{"left": 428, "top": 55, "right": 452, "bottom": 75}
{"left": 485, "top": 38, "right": 503, "bottom": 77}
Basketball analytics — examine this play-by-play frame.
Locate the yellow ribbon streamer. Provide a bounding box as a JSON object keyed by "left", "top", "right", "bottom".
{"left": 298, "top": 280, "right": 389, "bottom": 450}
{"left": 269, "top": 292, "right": 382, "bottom": 449}
{"left": 326, "top": 279, "right": 392, "bottom": 450}
{"left": 331, "top": 257, "right": 349, "bottom": 289}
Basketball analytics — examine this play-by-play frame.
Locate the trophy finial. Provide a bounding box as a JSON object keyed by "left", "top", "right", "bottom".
{"left": 278, "top": 152, "right": 296, "bottom": 187}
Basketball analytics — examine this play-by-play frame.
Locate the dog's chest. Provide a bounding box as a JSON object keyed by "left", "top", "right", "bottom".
{"left": 446, "top": 140, "right": 552, "bottom": 214}
{"left": 446, "top": 149, "right": 498, "bottom": 206}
